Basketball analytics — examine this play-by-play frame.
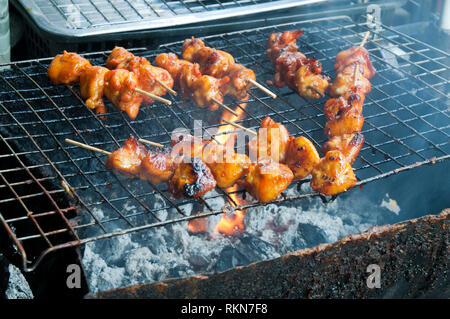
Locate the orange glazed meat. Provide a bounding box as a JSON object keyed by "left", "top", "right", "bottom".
{"left": 168, "top": 157, "right": 217, "bottom": 198}
{"left": 266, "top": 30, "right": 304, "bottom": 64}
{"left": 310, "top": 150, "right": 357, "bottom": 196}
{"left": 248, "top": 116, "right": 290, "bottom": 162}
{"left": 239, "top": 157, "right": 294, "bottom": 203}
{"left": 182, "top": 37, "right": 235, "bottom": 78}
{"left": 154, "top": 53, "right": 193, "bottom": 84}
{"left": 139, "top": 149, "right": 175, "bottom": 184}
{"left": 285, "top": 136, "right": 320, "bottom": 180}
{"left": 103, "top": 69, "right": 143, "bottom": 120}
{"left": 294, "top": 60, "right": 330, "bottom": 99}
{"left": 334, "top": 46, "right": 376, "bottom": 79}
{"left": 202, "top": 142, "right": 251, "bottom": 188}
{"left": 106, "top": 47, "right": 174, "bottom": 105}
{"left": 48, "top": 51, "right": 92, "bottom": 84}
{"left": 324, "top": 87, "right": 365, "bottom": 120}
{"left": 220, "top": 63, "right": 256, "bottom": 100}
{"left": 79, "top": 65, "right": 109, "bottom": 115}
{"left": 328, "top": 63, "right": 371, "bottom": 97}
{"left": 321, "top": 132, "right": 365, "bottom": 164}
{"left": 105, "top": 136, "right": 148, "bottom": 178}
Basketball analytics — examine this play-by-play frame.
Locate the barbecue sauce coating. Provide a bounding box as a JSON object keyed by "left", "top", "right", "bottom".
{"left": 171, "top": 134, "right": 250, "bottom": 189}
{"left": 321, "top": 133, "right": 365, "bottom": 165}
{"left": 266, "top": 30, "right": 304, "bottom": 64}
{"left": 79, "top": 65, "right": 109, "bottom": 115}
{"left": 310, "top": 150, "right": 357, "bottom": 196}
{"left": 324, "top": 107, "right": 364, "bottom": 138}
{"left": 139, "top": 149, "right": 175, "bottom": 184}
{"left": 182, "top": 38, "right": 254, "bottom": 100}
{"left": 106, "top": 47, "right": 174, "bottom": 105}
{"left": 221, "top": 63, "right": 255, "bottom": 100}
{"left": 285, "top": 136, "right": 320, "bottom": 180}
{"left": 295, "top": 60, "right": 330, "bottom": 99}
{"left": 48, "top": 51, "right": 92, "bottom": 85}
{"left": 155, "top": 53, "right": 227, "bottom": 110}
{"left": 202, "top": 142, "right": 251, "bottom": 188}
{"left": 182, "top": 37, "right": 235, "bottom": 78}
{"left": 328, "top": 63, "right": 372, "bottom": 97}
{"left": 324, "top": 87, "right": 365, "bottom": 120}
{"left": 169, "top": 157, "right": 216, "bottom": 198}
{"left": 248, "top": 116, "right": 290, "bottom": 163}
{"left": 103, "top": 69, "right": 143, "bottom": 120}
{"left": 334, "top": 47, "right": 376, "bottom": 79}
{"left": 239, "top": 157, "right": 294, "bottom": 203}
{"left": 266, "top": 30, "right": 329, "bottom": 99}
{"left": 105, "top": 136, "right": 148, "bottom": 178}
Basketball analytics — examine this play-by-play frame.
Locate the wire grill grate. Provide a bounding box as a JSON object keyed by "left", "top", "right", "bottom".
{"left": 0, "top": 15, "right": 449, "bottom": 271}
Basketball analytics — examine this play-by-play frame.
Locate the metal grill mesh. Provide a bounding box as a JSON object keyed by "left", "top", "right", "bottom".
{"left": 0, "top": 16, "right": 449, "bottom": 271}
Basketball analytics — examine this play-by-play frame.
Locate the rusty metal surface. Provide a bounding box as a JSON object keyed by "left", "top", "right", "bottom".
{"left": 87, "top": 209, "right": 449, "bottom": 299}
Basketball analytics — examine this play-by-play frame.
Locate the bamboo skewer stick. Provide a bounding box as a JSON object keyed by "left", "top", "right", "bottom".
{"left": 222, "top": 119, "right": 257, "bottom": 136}
{"left": 353, "top": 63, "right": 359, "bottom": 87}
{"left": 360, "top": 31, "right": 371, "bottom": 48}
{"left": 211, "top": 98, "right": 239, "bottom": 117}
{"left": 65, "top": 138, "right": 111, "bottom": 155}
{"left": 248, "top": 78, "right": 277, "bottom": 99}
{"left": 138, "top": 138, "right": 164, "bottom": 148}
{"left": 155, "top": 78, "right": 177, "bottom": 95}
{"left": 135, "top": 88, "right": 172, "bottom": 105}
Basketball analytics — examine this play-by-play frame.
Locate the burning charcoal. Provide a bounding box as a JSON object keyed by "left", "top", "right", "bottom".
{"left": 214, "top": 246, "right": 250, "bottom": 273}
{"left": 168, "top": 265, "right": 191, "bottom": 279}
{"left": 238, "top": 235, "right": 277, "bottom": 262}
{"left": 5, "top": 263, "right": 33, "bottom": 299}
{"left": 292, "top": 223, "right": 328, "bottom": 249}
{"left": 188, "top": 254, "right": 210, "bottom": 271}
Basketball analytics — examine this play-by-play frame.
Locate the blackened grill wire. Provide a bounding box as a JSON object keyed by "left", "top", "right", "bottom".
{"left": 0, "top": 16, "right": 448, "bottom": 271}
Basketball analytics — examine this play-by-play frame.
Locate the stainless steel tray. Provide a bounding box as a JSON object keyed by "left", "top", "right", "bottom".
{"left": 12, "top": 0, "right": 325, "bottom": 38}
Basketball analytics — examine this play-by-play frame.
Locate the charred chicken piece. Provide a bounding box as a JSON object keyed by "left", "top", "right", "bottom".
{"left": 105, "top": 136, "right": 148, "bottom": 178}
{"left": 105, "top": 46, "right": 143, "bottom": 71}
{"left": 136, "top": 63, "right": 174, "bottom": 105}
{"left": 79, "top": 65, "right": 109, "bottom": 115}
{"left": 220, "top": 63, "right": 255, "bottom": 100}
{"left": 328, "top": 63, "right": 371, "bottom": 97}
{"left": 182, "top": 37, "right": 235, "bottom": 78}
{"left": 266, "top": 30, "right": 304, "bottom": 64}
{"left": 266, "top": 31, "right": 329, "bottom": 99}
{"left": 285, "top": 136, "right": 320, "bottom": 180}
{"left": 272, "top": 51, "right": 307, "bottom": 90}
{"left": 191, "top": 74, "right": 229, "bottom": 111}
{"left": 334, "top": 46, "right": 376, "bottom": 79}
{"left": 324, "top": 106, "right": 364, "bottom": 138}
{"left": 139, "top": 149, "right": 175, "bottom": 184}
{"left": 310, "top": 150, "right": 357, "bottom": 196}
{"left": 168, "top": 157, "right": 217, "bottom": 198}
{"left": 324, "top": 87, "right": 365, "bottom": 120}
{"left": 107, "top": 47, "right": 174, "bottom": 105}
{"left": 154, "top": 53, "right": 193, "bottom": 84}
{"left": 294, "top": 59, "right": 330, "bottom": 99}
{"left": 238, "top": 157, "right": 294, "bottom": 203}
{"left": 321, "top": 132, "right": 365, "bottom": 164}
{"left": 180, "top": 38, "right": 206, "bottom": 62}
{"left": 202, "top": 142, "right": 251, "bottom": 188}
{"left": 48, "top": 50, "right": 92, "bottom": 85}
{"left": 248, "top": 116, "right": 290, "bottom": 163}
{"left": 156, "top": 54, "right": 228, "bottom": 110}
{"left": 103, "top": 69, "right": 143, "bottom": 120}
